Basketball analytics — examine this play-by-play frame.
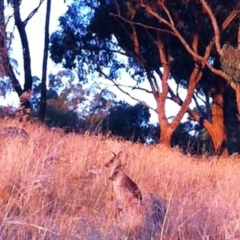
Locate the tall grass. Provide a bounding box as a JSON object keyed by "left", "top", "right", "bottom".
{"left": 0, "top": 119, "right": 240, "bottom": 239}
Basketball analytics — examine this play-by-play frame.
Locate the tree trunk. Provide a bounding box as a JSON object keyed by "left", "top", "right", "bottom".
{"left": 0, "top": 0, "right": 8, "bottom": 77}
{"left": 157, "top": 100, "right": 174, "bottom": 147}
{"left": 207, "top": 87, "right": 225, "bottom": 155}
{"left": 224, "top": 86, "right": 240, "bottom": 154}
{"left": 158, "top": 66, "right": 202, "bottom": 148}
{"left": 39, "top": 0, "right": 51, "bottom": 122}
{"left": 0, "top": 0, "right": 23, "bottom": 96}
{"left": 13, "top": 0, "right": 33, "bottom": 92}
{"left": 160, "top": 122, "right": 174, "bottom": 147}
{"left": 235, "top": 87, "right": 240, "bottom": 117}
{"left": 12, "top": 0, "right": 34, "bottom": 120}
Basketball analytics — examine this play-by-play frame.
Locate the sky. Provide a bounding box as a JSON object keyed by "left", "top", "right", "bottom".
{"left": 1, "top": 0, "right": 198, "bottom": 123}
{"left": 2, "top": 0, "right": 71, "bottom": 106}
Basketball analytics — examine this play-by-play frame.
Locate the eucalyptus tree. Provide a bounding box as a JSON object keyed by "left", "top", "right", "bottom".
{"left": 50, "top": 0, "right": 240, "bottom": 154}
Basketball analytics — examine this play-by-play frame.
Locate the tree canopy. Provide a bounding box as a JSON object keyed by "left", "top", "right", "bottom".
{"left": 49, "top": 0, "right": 240, "bottom": 154}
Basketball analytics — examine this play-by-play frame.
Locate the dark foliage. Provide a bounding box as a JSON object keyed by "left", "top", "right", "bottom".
{"left": 102, "top": 102, "right": 150, "bottom": 143}
{"left": 49, "top": 1, "right": 146, "bottom": 83}
{"left": 171, "top": 122, "right": 214, "bottom": 155}
{"left": 44, "top": 104, "right": 80, "bottom": 132}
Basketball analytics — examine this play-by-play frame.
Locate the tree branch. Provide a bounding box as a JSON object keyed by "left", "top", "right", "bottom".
{"left": 192, "top": 94, "right": 208, "bottom": 119}
{"left": 168, "top": 85, "right": 212, "bottom": 129}
{"left": 96, "top": 66, "right": 157, "bottom": 112}
{"left": 146, "top": 70, "right": 159, "bottom": 101}
{"left": 195, "top": 90, "right": 207, "bottom": 105}
{"left": 110, "top": 13, "right": 176, "bottom": 36}
{"left": 132, "top": 85, "right": 153, "bottom": 94}
{"left": 119, "top": 5, "right": 238, "bottom": 83}
{"left": 102, "top": 81, "right": 153, "bottom": 94}
{"left": 111, "top": 79, "right": 156, "bottom": 112}
{"left": 23, "top": 0, "right": 45, "bottom": 26}
{"left": 5, "top": 14, "right": 14, "bottom": 27}
{"left": 172, "top": 65, "right": 202, "bottom": 127}
{"left": 199, "top": 0, "right": 222, "bottom": 56}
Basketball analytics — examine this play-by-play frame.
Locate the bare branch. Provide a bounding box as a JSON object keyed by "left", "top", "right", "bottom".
{"left": 111, "top": 79, "right": 157, "bottom": 112}
{"left": 111, "top": 3, "right": 237, "bottom": 85}
{"left": 24, "top": 0, "right": 45, "bottom": 26}
{"left": 159, "top": 2, "right": 175, "bottom": 27}
{"left": 146, "top": 70, "right": 159, "bottom": 101}
{"left": 223, "top": 9, "right": 239, "bottom": 29}
{"left": 195, "top": 91, "right": 207, "bottom": 105}
{"left": 132, "top": 86, "right": 153, "bottom": 94}
{"left": 192, "top": 94, "right": 208, "bottom": 119}
{"left": 96, "top": 66, "right": 157, "bottom": 112}
{"left": 88, "top": 44, "right": 132, "bottom": 59}
{"left": 102, "top": 81, "right": 153, "bottom": 94}
{"left": 199, "top": 0, "right": 222, "bottom": 56}
{"left": 151, "top": 70, "right": 161, "bottom": 93}
{"left": 131, "top": 5, "right": 237, "bottom": 82}
{"left": 7, "top": 28, "right": 15, "bottom": 49}
{"left": 143, "top": 5, "right": 211, "bottom": 63}
{"left": 5, "top": 14, "right": 14, "bottom": 27}
{"left": 109, "top": 13, "right": 175, "bottom": 36}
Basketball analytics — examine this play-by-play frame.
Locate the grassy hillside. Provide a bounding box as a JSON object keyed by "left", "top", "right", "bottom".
{"left": 0, "top": 119, "right": 240, "bottom": 239}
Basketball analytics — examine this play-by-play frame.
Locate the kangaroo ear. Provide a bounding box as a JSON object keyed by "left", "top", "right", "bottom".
{"left": 112, "top": 151, "right": 117, "bottom": 157}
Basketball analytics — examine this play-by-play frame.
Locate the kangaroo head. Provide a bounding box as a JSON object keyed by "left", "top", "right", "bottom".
{"left": 105, "top": 151, "right": 123, "bottom": 170}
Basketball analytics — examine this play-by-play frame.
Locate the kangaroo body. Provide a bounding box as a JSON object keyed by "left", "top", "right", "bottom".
{"left": 109, "top": 169, "right": 142, "bottom": 201}
{"left": 105, "top": 152, "right": 142, "bottom": 216}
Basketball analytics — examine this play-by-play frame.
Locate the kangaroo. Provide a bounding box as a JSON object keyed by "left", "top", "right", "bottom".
{"left": 109, "top": 168, "right": 142, "bottom": 201}
{"left": 105, "top": 152, "right": 142, "bottom": 216}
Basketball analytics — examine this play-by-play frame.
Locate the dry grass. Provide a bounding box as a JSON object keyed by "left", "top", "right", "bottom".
{"left": 0, "top": 119, "right": 240, "bottom": 239}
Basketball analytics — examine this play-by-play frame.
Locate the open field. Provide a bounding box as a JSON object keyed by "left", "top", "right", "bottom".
{"left": 0, "top": 119, "right": 240, "bottom": 239}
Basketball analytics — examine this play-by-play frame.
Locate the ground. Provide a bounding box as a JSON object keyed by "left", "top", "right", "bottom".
{"left": 0, "top": 119, "right": 240, "bottom": 239}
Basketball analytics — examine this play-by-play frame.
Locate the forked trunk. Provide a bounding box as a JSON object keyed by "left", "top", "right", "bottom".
{"left": 157, "top": 102, "right": 175, "bottom": 146}
{"left": 158, "top": 119, "right": 174, "bottom": 147}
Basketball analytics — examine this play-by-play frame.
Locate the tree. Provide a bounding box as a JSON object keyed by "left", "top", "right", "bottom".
{"left": 39, "top": 0, "right": 51, "bottom": 122}
{"left": 0, "top": 0, "right": 22, "bottom": 96}
{"left": 50, "top": 0, "right": 240, "bottom": 154}
{"left": 1, "top": 0, "right": 46, "bottom": 120}
{"left": 12, "top": 0, "right": 34, "bottom": 93}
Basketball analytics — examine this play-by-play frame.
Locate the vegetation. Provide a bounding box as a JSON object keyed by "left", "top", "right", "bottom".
{"left": 0, "top": 120, "right": 239, "bottom": 239}
{"left": 1, "top": 1, "right": 240, "bottom": 238}
{"left": 1, "top": 1, "right": 240, "bottom": 155}
{"left": 50, "top": 0, "right": 240, "bottom": 154}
